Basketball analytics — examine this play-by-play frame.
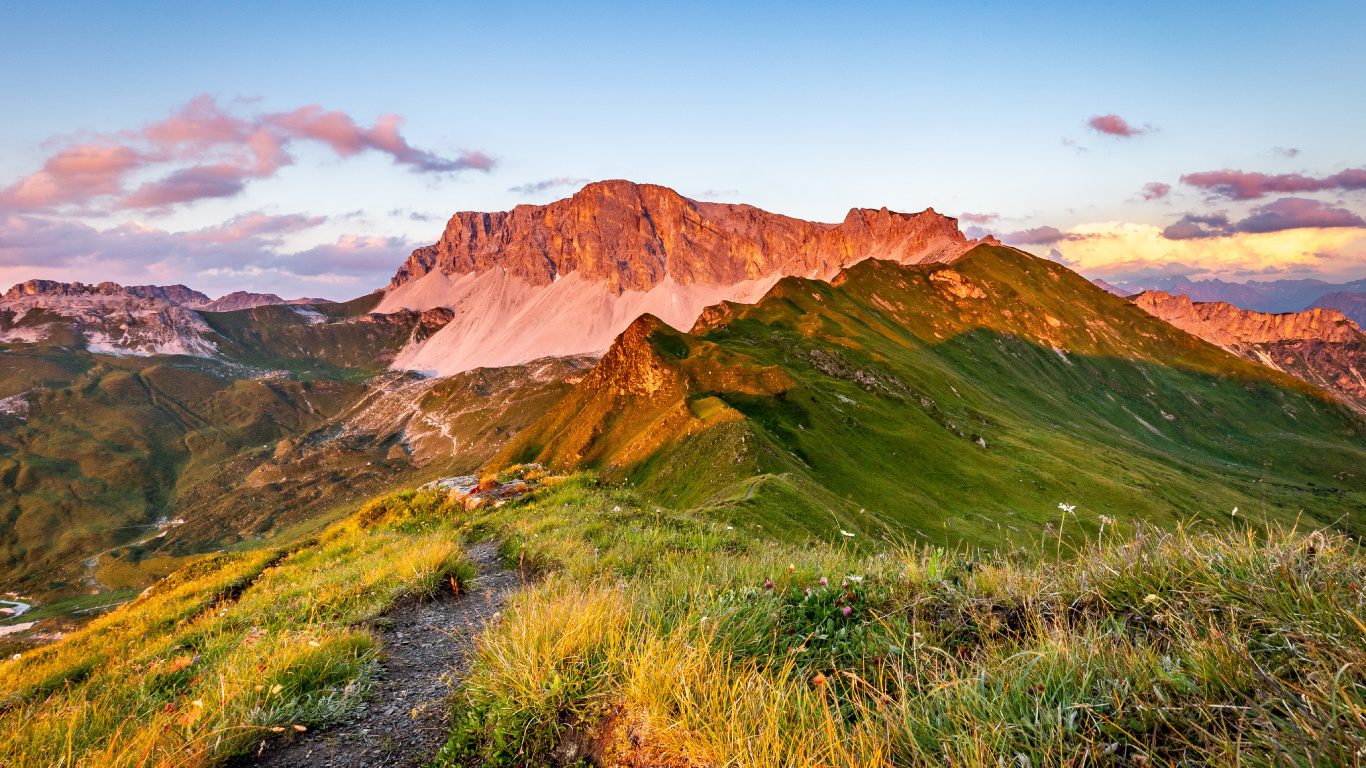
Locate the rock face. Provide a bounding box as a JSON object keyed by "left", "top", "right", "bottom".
{"left": 382, "top": 180, "right": 992, "bottom": 375}
{"left": 1133, "top": 290, "right": 1366, "bottom": 412}
{"left": 1132, "top": 291, "right": 1363, "bottom": 346}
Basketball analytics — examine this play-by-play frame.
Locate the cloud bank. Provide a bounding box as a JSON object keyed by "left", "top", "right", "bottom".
{"left": 0, "top": 96, "right": 494, "bottom": 213}
{"left": 1180, "top": 167, "right": 1366, "bottom": 200}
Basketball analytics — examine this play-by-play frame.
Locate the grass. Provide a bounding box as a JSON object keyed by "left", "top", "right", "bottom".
{"left": 415, "top": 475, "right": 1366, "bottom": 767}
{"left": 5, "top": 468, "right": 1366, "bottom": 766}
{"left": 0, "top": 493, "right": 474, "bottom": 768}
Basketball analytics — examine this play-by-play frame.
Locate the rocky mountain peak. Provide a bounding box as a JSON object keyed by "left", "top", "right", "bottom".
{"left": 389, "top": 180, "right": 989, "bottom": 295}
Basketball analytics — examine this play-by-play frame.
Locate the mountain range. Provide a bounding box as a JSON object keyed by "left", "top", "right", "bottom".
{"left": 2, "top": 181, "right": 1365, "bottom": 604}
{"left": 1103, "top": 273, "right": 1366, "bottom": 318}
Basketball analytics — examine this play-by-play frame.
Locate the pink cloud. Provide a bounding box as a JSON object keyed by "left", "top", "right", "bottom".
{"left": 182, "top": 212, "right": 327, "bottom": 243}
{"left": 1140, "top": 182, "right": 1171, "bottom": 201}
{"left": 1001, "top": 226, "right": 1092, "bottom": 246}
{"left": 1161, "top": 198, "right": 1365, "bottom": 239}
{"left": 957, "top": 212, "right": 1000, "bottom": 225}
{"left": 1180, "top": 167, "right": 1366, "bottom": 200}
{"left": 0, "top": 96, "right": 493, "bottom": 213}
{"left": 1087, "top": 114, "right": 1151, "bottom": 137}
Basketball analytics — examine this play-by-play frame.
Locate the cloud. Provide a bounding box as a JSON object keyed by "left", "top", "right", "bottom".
{"left": 1273, "top": 147, "right": 1301, "bottom": 158}
{"left": 0, "top": 211, "right": 410, "bottom": 299}
{"left": 1031, "top": 220, "right": 1366, "bottom": 285}
{"left": 507, "top": 177, "right": 589, "bottom": 196}
{"left": 182, "top": 212, "right": 327, "bottom": 243}
{"left": 1087, "top": 114, "right": 1151, "bottom": 138}
{"left": 0, "top": 95, "right": 494, "bottom": 213}
{"left": 958, "top": 212, "right": 999, "bottom": 225}
{"left": 1001, "top": 226, "right": 1092, "bottom": 246}
{"left": 1239, "top": 197, "right": 1365, "bottom": 233}
{"left": 1180, "top": 167, "right": 1366, "bottom": 200}
{"left": 1139, "top": 182, "right": 1171, "bottom": 201}
{"left": 1162, "top": 198, "right": 1365, "bottom": 239}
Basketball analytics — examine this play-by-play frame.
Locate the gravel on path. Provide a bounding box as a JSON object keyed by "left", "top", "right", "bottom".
{"left": 239, "top": 541, "right": 522, "bottom": 768}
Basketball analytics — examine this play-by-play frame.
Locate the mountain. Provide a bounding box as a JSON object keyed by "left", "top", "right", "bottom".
{"left": 194, "top": 291, "right": 333, "bottom": 312}
{"left": 496, "top": 244, "right": 1366, "bottom": 545}
{"left": 2, "top": 280, "right": 210, "bottom": 306}
{"left": 1091, "top": 278, "right": 1135, "bottom": 297}
{"left": 378, "top": 180, "right": 995, "bottom": 375}
{"left": 1, "top": 280, "right": 222, "bottom": 356}
{"left": 1132, "top": 290, "right": 1366, "bottom": 411}
{"left": 1105, "top": 274, "right": 1366, "bottom": 314}
{"left": 1311, "top": 291, "right": 1366, "bottom": 326}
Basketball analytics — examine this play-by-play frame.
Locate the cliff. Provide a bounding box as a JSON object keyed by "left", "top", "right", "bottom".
{"left": 389, "top": 180, "right": 989, "bottom": 294}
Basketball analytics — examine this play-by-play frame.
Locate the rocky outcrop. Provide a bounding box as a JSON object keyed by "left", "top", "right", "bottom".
{"left": 1132, "top": 291, "right": 1364, "bottom": 346}
{"left": 1134, "top": 290, "right": 1366, "bottom": 412}
{"left": 390, "top": 180, "right": 989, "bottom": 294}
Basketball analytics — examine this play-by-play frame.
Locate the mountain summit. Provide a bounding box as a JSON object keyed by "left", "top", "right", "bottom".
{"left": 379, "top": 180, "right": 992, "bottom": 375}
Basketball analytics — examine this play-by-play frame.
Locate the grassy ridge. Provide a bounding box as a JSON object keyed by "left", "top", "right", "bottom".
{"left": 0, "top": 496, "right": 473, "bottom": 767}
{"left": 428, "top": 477, "right": 1366, "bottom": 767}
{"left": 497, "top": 246, "right": 1366, "bottom": 550}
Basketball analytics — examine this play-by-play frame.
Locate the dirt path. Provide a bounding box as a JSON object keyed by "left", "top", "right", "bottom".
{"left": 239, "top": 542, "right": 521, "bottom": 768}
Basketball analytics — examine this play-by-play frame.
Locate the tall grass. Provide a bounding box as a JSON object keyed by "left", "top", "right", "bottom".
{"left": 434, "top": 478, "right": 1366, "bottom": 767}
{"left": 0, "top": 492, "right": 474, "bottom": 768}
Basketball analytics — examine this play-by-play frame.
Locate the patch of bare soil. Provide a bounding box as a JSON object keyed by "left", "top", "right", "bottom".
{"left": 238, "top": 542, "right": 520, "bottom": 768}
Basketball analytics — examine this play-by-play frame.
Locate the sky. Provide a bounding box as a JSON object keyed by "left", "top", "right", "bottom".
{"left": 2, "top": 0, "right": 1365, "bottom": 300}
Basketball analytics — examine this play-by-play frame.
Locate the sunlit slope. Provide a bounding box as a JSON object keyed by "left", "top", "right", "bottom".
{"left": 496, "top": 245, "right": 1366, "bottom": 547}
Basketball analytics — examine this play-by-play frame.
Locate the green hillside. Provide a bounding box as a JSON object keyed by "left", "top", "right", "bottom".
{"left": 496, "top": 245, "right": 1366, "bottom": 548}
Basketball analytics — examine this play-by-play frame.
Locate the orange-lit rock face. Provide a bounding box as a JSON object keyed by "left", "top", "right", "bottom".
{"left": 390, "top": 180, "right": 985, "bottom": 294}
{"left": 1133, "top": 290, "right": 1364, "bottom": 346}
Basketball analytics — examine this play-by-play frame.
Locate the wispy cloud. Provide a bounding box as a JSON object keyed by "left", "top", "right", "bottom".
{"left": 1087, "top": 114, "right": 1152, "bottom": 138}
{"left": 1001, "top": 226, "right": 1093, "bottom": 246}
{"left": 0, "top": 96, "right": 494, "bottom": 213}
{"left": 1273, "top": 147, "right": 1301, "bottom": 158}
{"left": 957, "top": 212, "right": 1000, "bottom": 225}
{"left": 507, "top": 177, "right": 589, "bottom": 195}
{"left": 1180, "top": 167, "right": 1366, "bottom": 200}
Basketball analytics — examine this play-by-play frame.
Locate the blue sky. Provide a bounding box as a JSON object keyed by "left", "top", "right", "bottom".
{"left": 2, "top": 1, "right": 1364, "bottom": 298}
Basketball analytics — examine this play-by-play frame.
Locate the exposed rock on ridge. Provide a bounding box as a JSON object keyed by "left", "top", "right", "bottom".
{"left": 390, "top": 180, "right": 989, "bottom": 294}
{"left": 1132, "top": 291, "right": 1363, "bottom": 346}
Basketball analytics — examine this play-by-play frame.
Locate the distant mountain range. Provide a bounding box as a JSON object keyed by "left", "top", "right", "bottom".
{"left": 1100, "top": 274, "right": 1366, "bottom": 316}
